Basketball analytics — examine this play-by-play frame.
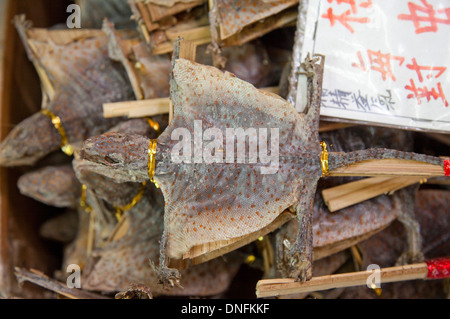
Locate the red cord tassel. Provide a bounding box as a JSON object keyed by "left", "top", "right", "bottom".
{"left": 426, "top": 257, "right": 450, "bottom": 279}
{"left": 444, "top": 159, "right": 450, "bottom": 176}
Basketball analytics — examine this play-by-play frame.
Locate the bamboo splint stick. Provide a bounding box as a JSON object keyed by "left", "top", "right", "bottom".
{"left": 14, "top": 268, "right": 109, "bottom": 299}
{"left": 256, "top": 257, "right": 450, "bottom": 298}
{"left": 104, "top": 98, "right": 171, "bottom": 118}
{"left": 328, "top": 158, "right": 446, "bottom": 177}
{"left": 322, "top": 176, "right": 429, "bottom": 212}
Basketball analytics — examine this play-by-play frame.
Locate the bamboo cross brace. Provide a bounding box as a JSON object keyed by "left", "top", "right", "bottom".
{"left": 256, "top": 258, "right": 450, "bottom": 298}
{"left": 328, "top": 158, "right": 446, "bottom": 177}
{"left": 321, "top": 175, "right": 429, "bottom": 212}
{"left": 14, "top": 267, "right": 110, "bottom": 299}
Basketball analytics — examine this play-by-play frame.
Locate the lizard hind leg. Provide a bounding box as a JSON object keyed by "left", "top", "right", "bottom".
{"left": 284, "top": 178, "right": 320, "bottom": 281}
{"left": 394, "top": 185, "right": 424, "bottom": 266}
{"left": 150, "top": 232, "right": 183, "bottom": 290}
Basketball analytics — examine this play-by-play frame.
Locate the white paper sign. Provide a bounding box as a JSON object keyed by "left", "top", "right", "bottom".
{"left": 300, "top": 0, "right": 450, "bottom": 132}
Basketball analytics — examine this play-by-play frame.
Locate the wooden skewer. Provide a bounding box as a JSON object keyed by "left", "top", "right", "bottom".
{"left": 328, "top": 158, "right": 446, "bottom": 177}
{"left": 14, "top": 267, "right": 109, "bottom": 299}
{"left": 103, "top": 98, "right": 170, "bottom": 118}
{"left": 256, "top": 262, "right": 429, "bottom": 298}
{"left": 322, "top": 175, "right": 429, "bottom": 212}
{"left": 318, "top": 120, "right": 355, "bottom": 132}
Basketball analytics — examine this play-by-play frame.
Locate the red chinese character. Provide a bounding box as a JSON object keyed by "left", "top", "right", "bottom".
{"left": 352, "top": 50, "right": 404, "bottom": 81}
{"left": 352, "top": 51, "right": 367, "bottom": 71}
{"left": 327, "top": 0, "right": 373, "bottom": 12}
{"left": 327, "top": 0, "right": 358, "bottom": 13}
{"left": 321, "top": 7, "right": 370, "bottom": 33}
{"left": 359, "top": 0, "right": 373, "bottom": 9}
{"left": 398, "top": 0, "right": 450, "bottom": 34}
{"left": 405, "top": 78, "right": 449, "bottom": 107}
{"left": 406, "top": 58, "right": 446, "bottom": 82}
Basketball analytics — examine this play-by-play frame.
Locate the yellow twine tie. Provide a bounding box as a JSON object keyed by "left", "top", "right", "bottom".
{"left": 80, "top": 184, "right": 92, "bottom": 213}
{"left": 320, "top": 141, "right": 329, "bottom": 177}
{"left": 148, "top": 139, "right": 159, "bottom": 188}
{"left": 146, "top": 117, "right": 160, "bottom": 134}
{"left": 41, "top": 109, "right": 74, "bottom": 156}
{"left": 114, "top": 181, "right": 148, "bottom": 221}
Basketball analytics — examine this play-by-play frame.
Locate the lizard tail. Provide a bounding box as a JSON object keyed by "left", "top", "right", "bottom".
{"left": 327, "top": 148, "right": 444, "bottom": 171}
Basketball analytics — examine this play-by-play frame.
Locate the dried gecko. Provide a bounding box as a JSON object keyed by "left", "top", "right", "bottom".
{"left": 275, "top": 125, "right": 428, "bottom": 278}
{"left": 17, "top": 155, "right": 243, "bottom": 296}
{"left": 17, "top": 165, "right": 81, "bottom": 208}
{"left": 77, "top": 0, "right": 134, "bottom": 29}
{"left": 0, "top": 16, "right": 134, "bottom": 166}
{"left": 220, "top": 40, "right": 289, "bottom": 88}
{"left": 15, "top": 118, "right": 164, "bottom": 208}
{"left": 209, "top": 0, "right": 298, "bottom": 66}
{"left": 80, "top": 55, "right": 445, "bottom": 285}
{"left": 104, "top": 20, "right": 172, "bottom": 100}
{"left": 339, "top": 189, "right": 450, "bottom": 299}
{"left": 74, "top": 159, "right": 243, "bottom": 296}
{"left": 211, "top": 0, "right": 298, "bottom": 40}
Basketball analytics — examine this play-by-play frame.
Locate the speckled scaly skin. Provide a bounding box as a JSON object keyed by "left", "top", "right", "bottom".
{"left": 274, "top": 125, "right": 428, "bottom": 277}
{"left": 80, "top": 56, "right": 445, "bottom": 283}
{"left": 77, "top": 171, "right": 243, "bottom": 296}
{"left": 17, "top": 165, "right": 81, "bottom": 208}
{"left": 15, "top": 117, "right": 165, "bottom": 209}
{"left": 212, "top": 0, "right": 298, "bottom": 40}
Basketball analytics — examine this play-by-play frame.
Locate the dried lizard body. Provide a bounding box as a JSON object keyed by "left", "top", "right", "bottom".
{"left": 59, "top": 207, "right": 91, "bottom": 277}
{"left": 338, "top": 189, "right": 450, "bottom": 299}
{"left": 220, "top": 40, "right": 287, "bottom": 88}
{"left": 274, "top": 126, "right": 427, "bottom": 274}
{"left": 17, "top": 165, "right": 81, "bottom": 208}
{"left": 15, "top": 116, "right": 162, "bottom": 209}
{"left": 77, "top": 0, "right": 135, "bottom": 29}
{"left": 0, "top": 112, "right": 62, "bottom": 166}
{"left": 211, "top": 0, "right": 298, "bottom": 42}
{"left": 80, "top": 56, "right": 446, "bottom": 284}
{"left": 108, "top": 117, "right": 168, "bottom": 141}
{"left": 275, "top": 184, "right": 404, "bottom": 278}
{"left": 80, "top": 178, "right": 242, "bottom": 296}
{"left": 104, "top": 20, "right": 172, "bottom": 101}
{"left": 39, "top": 209, "right": 79, "bottom": 244}
{"left": 0, "top": 17, "right": 134, "bottom": 166}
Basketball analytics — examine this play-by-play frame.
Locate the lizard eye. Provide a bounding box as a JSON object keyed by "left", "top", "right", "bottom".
{"left": 104, "top": 155, "right": 119, "bottom": 164}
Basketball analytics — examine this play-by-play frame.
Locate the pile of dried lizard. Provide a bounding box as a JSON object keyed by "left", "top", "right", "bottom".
{"left": 1, "top": 0, "right": 448, "bottom": 299}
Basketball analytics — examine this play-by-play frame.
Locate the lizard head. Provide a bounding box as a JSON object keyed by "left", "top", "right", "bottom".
{"left": 80, "top": 132, "right": 150, "bottom": 183}
{"left": 17, "top": 165, "right": 81, "bottom": 208}
{"left": 0, "top": 112, "right": 62, "bottom": 166}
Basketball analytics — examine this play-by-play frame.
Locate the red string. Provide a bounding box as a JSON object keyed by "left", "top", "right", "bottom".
{"left": 426, "top": 257, "right": 450, "bottom": 279}
{"left": 444, "top": 159, "right": 450, "bottom": 176}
